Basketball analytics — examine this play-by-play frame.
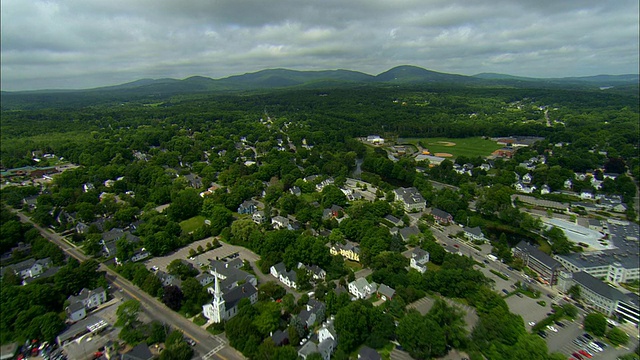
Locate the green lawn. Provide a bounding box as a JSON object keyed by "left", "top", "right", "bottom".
{"left": 180, "top": 215, "right": 206, "bottom": 233}
{"left": 399, "top": 137, "right": 503, "bottom": 158}
{"left": 344, "top": 260, "right": 363, "bottom": 271}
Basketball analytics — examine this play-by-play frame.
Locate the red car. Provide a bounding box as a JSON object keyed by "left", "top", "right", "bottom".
{"left": 578, "top": 350, "right": 592, "bottom": 359}
{"left": 572, "top": 352, "right": 584, "bottom": 360}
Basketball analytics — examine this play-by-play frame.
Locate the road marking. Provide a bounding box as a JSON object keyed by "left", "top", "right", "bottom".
{"left": 202, "top": 343, "right": 226, "bottom": 360}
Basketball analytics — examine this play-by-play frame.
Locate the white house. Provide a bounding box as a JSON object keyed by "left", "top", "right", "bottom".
{"left": 366, "top": 135, "right": 384, "bottom": 145}
{"left": 580, "top": 191, "right": 594, "bottom": 200}
{"left": 348, "top": 278, "right": 377, "bottom": 299}
{"left": 393, "top": 187, "right": 426, "bottom": 212}
{"left": 410, "top": 248, "right": 429, "bottom": 273}
{"left": 464, "top": 226, "right": 485, "bottom": 242}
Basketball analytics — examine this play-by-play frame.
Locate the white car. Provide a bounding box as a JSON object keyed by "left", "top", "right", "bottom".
{"left": 150, "top": 266, "right": 159, "bottom": 271}
{"left": 528, "top": 321, "right": 536, "bottom": 326}
{"left": 546, "top": 325, "right": 558, "bottom": 333}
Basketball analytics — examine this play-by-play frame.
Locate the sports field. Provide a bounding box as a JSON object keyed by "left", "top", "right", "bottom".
{"left": 399, "top": 137, "right": 502, "bottom": 158}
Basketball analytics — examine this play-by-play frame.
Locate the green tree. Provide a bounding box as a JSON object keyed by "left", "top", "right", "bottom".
{"left": 606, "top": 327, "right": 629, "bottom": 346}
{"left": 397, "top": 309, "right": 447, "bottom": 359}
{"left": 116, "top": 300, "right": 141, "bottom": 328}
{"left": 583, "top": 312, "right": 607, "bottom": 336}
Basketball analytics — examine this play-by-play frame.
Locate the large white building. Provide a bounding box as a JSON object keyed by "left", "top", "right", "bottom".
{"left": 393, "top": 187, "right": 426, "bottom": 212}
{"left": 558, "top": 271, "right": 639, "bottom": 325}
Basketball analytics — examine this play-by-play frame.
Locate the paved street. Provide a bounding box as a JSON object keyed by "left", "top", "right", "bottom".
{"left": 13, "top": 210, "right": 244, "bottom": 360}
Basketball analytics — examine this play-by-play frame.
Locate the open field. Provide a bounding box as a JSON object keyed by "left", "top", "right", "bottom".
{"left": 399, "top": 137, "right": 503, "bottom": 158}
{"left": 180, "top": 215, "right": 206, "bottom": 233}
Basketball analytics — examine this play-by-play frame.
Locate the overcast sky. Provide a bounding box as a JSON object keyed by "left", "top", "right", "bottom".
{"left": 2, "top": 0, "right": 638, "bottom": 91}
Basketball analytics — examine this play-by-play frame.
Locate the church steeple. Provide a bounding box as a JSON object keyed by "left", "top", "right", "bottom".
{"left": 212, "top": 271, "right": 224, "bottom": 323}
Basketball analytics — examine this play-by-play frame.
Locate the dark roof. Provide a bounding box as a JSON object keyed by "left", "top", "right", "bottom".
{"left": 377, "top": 284, "right": 395, "bottom": 299}
{"left": 515, "top": 241, "right": 560, "bottom": 269}
{"left": 465, "top": 226, "right": 484, "bottom": 237}
{"left": 384, "top": 215, "right": 402, "bottom": 225}
{"left": 399, "top": 226, "right": 421, "bottom": 240}
{"left": 223, "top": 282, "right": 257, "bottom": 310}
{"left": 122, "top": 342, "right": 153, "bottom": 360}
{"left": 68, "top": 301, "right": 85, "bottom": 313}
{"left": 358, "top": 345, "right": 381, "bottom": 360}
{"left": 573, "top": 271, "right": 628, "bottom": 302}
{"left": 271, "top": 329, "right": 289, "bottom": 346}
{"left": 431, "top": 208, "right": 452, "bottom": 219}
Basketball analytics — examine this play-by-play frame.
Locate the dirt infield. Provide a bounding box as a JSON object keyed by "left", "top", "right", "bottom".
{"left": 435, "top": 141, "right": 456, "bottom": 146}
{"left": 435, "top": 153, "right": 453, "bottom": 157}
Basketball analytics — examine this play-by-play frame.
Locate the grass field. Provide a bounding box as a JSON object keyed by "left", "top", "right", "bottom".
{"left": 180, "top": 215, "right": 205, "bottom": 233}
{"left": 399, "top": 137, "right": 503, "bottom": 158}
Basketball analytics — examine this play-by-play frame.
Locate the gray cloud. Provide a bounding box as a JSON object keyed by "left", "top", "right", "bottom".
{"left": 1, "top": 0, "right": 637, "bottom": 90}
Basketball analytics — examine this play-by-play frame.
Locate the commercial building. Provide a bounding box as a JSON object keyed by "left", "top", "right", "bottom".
{"left": 513, "top": 241, "right": 563, "bottom": 285}
{"left": 558, "top": 271, "right": 638, "bottom": 325}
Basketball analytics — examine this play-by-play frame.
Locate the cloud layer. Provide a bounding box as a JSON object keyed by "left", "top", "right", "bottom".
{"left": 2, "top": 0, "right": 638, "bottom": 90}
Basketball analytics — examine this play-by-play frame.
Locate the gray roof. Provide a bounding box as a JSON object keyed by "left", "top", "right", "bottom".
{"left": 431, "top": 208, "right": 452, "bottom": 219}
{"left": 271, "top": 262, "right": 287, "bottom": 275}
{"left": 394, "top": 187, "right": 425, "bottom": 205}
{"left": 298, "top": 341, "right": 318, "bottom": 357}
{"left": 412, "top": 247, "right": 429, "bottom": 259}
{"left": 399, "top": 226, "right": 421, "bottom": 240}
{"left": 588, "top": 219, "right": 602, "bottom": 226}
{"left": 22, "top": 266, "right": 59, "bottom": 284}
{"left": 573, "top": 271, "right": 629, "bottom": 302}
{"left": 56, "top": 315, "right": 105, "bottom": 344}
{"left": 377, "top": 284, "right": 395, "bottom": 299}
{"left": 102, "top": 228, "right": 124, "bottom": 242}
{"left": 465, "top": 226, "right": 484, "bottom": 237}
{"left": 271, "top": 329, "right": 289, "bottom": 346}
{"left": 358, "top": 346, "right": 381, "bottom": 360}
{"left": 515, "top": 241, "right": 560, "bottom": 269}
{"left": 68, "top": 301, "right": 85, "bottom": 313}
{"left": 318, "top": 337, "right": 336, "bottom": 355}
{"left": 384, "top": 215, "right": 402, "bottom": 225}
{"left": 122, "top": 342, "right": 153, "bottom": 360}
{"left": 223, "top": 282, "right": 257, "bottom": 309}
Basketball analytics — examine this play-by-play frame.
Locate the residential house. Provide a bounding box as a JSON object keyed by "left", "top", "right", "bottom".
{"left": 183, "top": 174, "right": 203, "bottom": 189}
{"left": 271, "top": 216, "right": 290, "bottom": 230}
{"left": 21, "top": 266, "right": 59, "bottom": 285}
{"left": 430, "top": 208, "right": 453, "bottom": 224}
{"left": 298, "top": 341, "right": 319, "bottom": 360}
{"left": 366, "top": 135, "right": 384, "bottom": 145}
{"left": 66, "top": 302, "right": 86, "bottom": 323}
{"left": 540, "top": 184, "right": 551, "bottom": 195}
{"left": 2, "top": 257, "right": 51, "bottom": 279}
{"left": 130, "top": 250, "right": 150, "bottom": 262}
{"left": 297, "top": 299, "right": 326, "bottom": 329}
{"left": 290, "top": 186, "right": 302, "bottom": 197}
{"left": 237, "top": 200, "right": 258, "bottom": 215}
{"left": 410, "top": 247, "right": 429, "bottom": 273}
{"left": 316, "top": 177, "right": 335, "bottom": 192}
{"left": 253, "top": 211, "right": 267, "bottom": 224}
{"left": 348, "top": 278, "right": 377, "bottom": 299}
{"left": 196, "top": 272, "right": 215, "bottom": 287}
{"left": 22, "top": 195, "right": 39, "bottom": 209}
{"left": 463, "top": 226, "right": 485, "bottom": 242}
{"left": 580, "top": 191, "right": 594, "bottom": 200}
{"left": 322, "top": 205, "right": 344, "bottom": 220}
{"left": 377, "top": 284, "right": 395, "bottom": 301}
{"left": 121, "top": 343, "right": 154, "bottom": 360}
{"left": 398, "top": 226, "right": 421, "bottom": 242}
{"left": 269, "top": 262, "right": 297, "bottom": 288}
{"left": 329, "top": 241, "right": 360, "bottom": 262}
{"left": 83, "top": 183, "right": 95, "bottom": 192}
{"left": 522, "top": 173, "right": 533, "bottom": 184}
{"left": 316, "top": 317, "right": 338, "bottom": 360}
{"left": 156, "top": 271, "right": 182, "bottom": 288}
{"left": 270, "top": 329, "right": 289, "bottom": 346}
{"left": 384, "top": 215, "right": 403, "bottom": 227}
{"left": 394, "top": 187, "right": 426, "bottom": 212}
{"left": 66, "top": 287, "right": 107, "bottom": 322}
{"left": 358, "top": 346, "right": 382, "bottom": 360}
{"left": 564, "top": 179, "right": 573, "bottom": 189}
{"left": 298, "top": 263, "right": 327, "bottom": 280}
{"left": 67, "top": 287, "right": 107, "bottom": 309}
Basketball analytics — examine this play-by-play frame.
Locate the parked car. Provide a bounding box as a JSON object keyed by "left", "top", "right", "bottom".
{"left": 502, "top": 289, "right": 509, "bottom": 295}
{"left": 184, "top": 337, "right": 196, "bottom": 346}
{"left": 582, "top": 333, "right": 593, "bottom": 340}
{"left": 572, "top": 352, "right": 584, "bottom": 360}
{"left": 578, "top": 349, "right": 592, "bottom": 358}
{"left": 555, "top": 321, "right": 565, "bottom": 327}
{"left": 537, "top": 331, "right": 547, "bottom": 338}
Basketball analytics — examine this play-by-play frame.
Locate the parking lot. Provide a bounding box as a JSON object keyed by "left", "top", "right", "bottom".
{"left": 504, "top": 292, "right": 554, "bottom": 327}
{"left": 144, "top": 237, "right": 260, "bottom": 273}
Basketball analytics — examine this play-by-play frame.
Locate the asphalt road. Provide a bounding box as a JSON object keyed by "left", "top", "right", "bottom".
{"left": 13, "top": 210, "right": 244, "bottom": 360}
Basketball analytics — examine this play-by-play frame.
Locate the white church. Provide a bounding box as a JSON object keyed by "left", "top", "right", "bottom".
{"left": 202, "top": 274, "right": 258, "bottom": 323}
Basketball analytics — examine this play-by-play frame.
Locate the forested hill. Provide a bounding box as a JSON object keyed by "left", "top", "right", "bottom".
{"left": 1, "top": 65, "right": 638, "bottom": 109}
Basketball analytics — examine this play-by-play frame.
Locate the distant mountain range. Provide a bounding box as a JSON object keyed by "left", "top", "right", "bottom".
{"left": 2, "top": 65, "right": 638, "bottom": 107}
